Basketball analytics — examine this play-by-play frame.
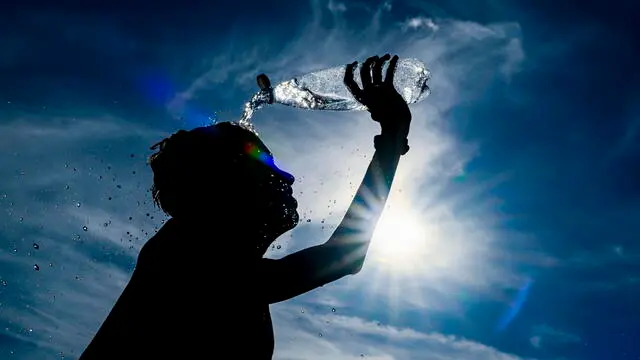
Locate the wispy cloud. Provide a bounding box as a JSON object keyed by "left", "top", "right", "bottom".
{"left": 272, "top": 303, "right": 530, "bottom": 359}
{"left": 529, "top": 325, "right": 581, "bottom": 350}
{"left": 402, "top": 16, "right": 439, "bottom": 32}
{"left": 0, "top": 114, "right": 166, "bottom": 358}
{"left": 328, "top": 0, "right": 348, "bottom": 14}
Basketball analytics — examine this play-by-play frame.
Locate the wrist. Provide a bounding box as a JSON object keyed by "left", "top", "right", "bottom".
{"left": 376, "top": 114, "right": 411, "bottom": 138}
{"left": 374, "top": 134, "right": 409, "bottom": 155}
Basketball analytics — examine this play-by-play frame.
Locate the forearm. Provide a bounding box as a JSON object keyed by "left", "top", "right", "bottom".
{"left": 326, "top": 138, "right": 403, "bottom": 272}
{"left": 263, "top": 144, "right": 403, "bottom": 304}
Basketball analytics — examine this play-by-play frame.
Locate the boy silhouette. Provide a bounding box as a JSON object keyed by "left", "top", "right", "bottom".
{"left": 79, "top": 54, "right": 412, "bottom": 359}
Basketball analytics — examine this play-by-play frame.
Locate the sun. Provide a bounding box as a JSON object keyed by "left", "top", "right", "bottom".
{"left": 369, "top": 207, "right": 429, "bottom": 272}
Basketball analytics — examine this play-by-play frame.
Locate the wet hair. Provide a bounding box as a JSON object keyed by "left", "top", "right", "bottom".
{"left": 148, "top": 122, "right": 264, "bottom": 218}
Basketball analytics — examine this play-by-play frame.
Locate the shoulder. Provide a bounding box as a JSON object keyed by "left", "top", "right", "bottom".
{"left": 137, "top": 219, "right": 178, "bottom": 268}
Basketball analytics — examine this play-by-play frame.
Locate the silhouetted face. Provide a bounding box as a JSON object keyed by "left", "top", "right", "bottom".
{"left": 235, "top": 135, "right": 300, "bottom": 238}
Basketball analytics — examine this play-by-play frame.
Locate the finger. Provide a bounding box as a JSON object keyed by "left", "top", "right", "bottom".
{"left": 344, "top": 61, "right": 364, "bottom": 100}
{"left": 372, "top": 54, "right": 390, "bottom": 84}
{"left": 384, "top": 55, "right": 399, "bottom": 86}
{"left": 361, "top": 56, "right": 377, "bottom": 89}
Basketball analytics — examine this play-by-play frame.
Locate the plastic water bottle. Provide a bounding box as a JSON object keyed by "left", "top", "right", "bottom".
{"left": 238, "top": 58, "right": 430, "bottom": 132}
{"left": 269, "top": 58, "right": 430, "bottom": 111}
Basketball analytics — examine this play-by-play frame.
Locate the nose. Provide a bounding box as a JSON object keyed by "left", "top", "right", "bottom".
{"left": 263, "top": 154, "right": 294, "bottom": 185}
{"left": 276, "top": 168, "right": 295, "bottom": 185}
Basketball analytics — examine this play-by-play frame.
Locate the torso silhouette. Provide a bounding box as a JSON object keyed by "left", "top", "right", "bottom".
{"left": 80, "top": 217, "right": 277, "bottom": 359}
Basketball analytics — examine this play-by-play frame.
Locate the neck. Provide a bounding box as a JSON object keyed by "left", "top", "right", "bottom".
{"left": 170, "top": 214, "right": 279, "bottom": 258}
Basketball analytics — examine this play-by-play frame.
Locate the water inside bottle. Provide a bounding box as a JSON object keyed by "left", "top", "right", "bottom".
{"left": 274, "top": 58, "right": 430, "bottom": 111}
{"left": 272, "top": 77, "right": 366, "bottom": 111}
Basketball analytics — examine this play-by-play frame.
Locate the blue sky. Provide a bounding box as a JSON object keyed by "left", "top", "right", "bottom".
{"left": 0, "top": 1, "right": 638, "bottom": 359}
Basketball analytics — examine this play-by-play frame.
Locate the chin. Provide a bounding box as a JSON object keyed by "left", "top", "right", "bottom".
{"left": 272, "top": 212, "right": 298, "bottom": 241}
{"left": 287, "top": 209, "right": 300, "bottom": 229}
{"left": 262, "top": 195, "right": 299, "bottom": 233}
{"left": 278, "top": 207, "right": 299, "bottom": 231}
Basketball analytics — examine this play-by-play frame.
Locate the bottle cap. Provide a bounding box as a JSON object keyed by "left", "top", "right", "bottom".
{"left": 256, "top": 74, "right": 271, "bottom": 90}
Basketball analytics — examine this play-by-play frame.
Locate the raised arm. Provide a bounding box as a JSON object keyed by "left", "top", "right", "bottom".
{"left": 262, "top": 54, "right": 412, "bottom": 304}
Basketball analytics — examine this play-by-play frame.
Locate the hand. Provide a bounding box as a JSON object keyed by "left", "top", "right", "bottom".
{"left": 344, "top": 54, "right": 412, "bottom": 139}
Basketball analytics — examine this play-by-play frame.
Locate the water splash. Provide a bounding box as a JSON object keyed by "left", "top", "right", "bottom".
{"left": 236, "top": 89, "right": 273, "bottom": 135}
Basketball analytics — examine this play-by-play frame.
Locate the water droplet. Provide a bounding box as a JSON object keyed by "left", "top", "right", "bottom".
{"left": 33, "top": 243, "right": 39, "bottom": 250}
{"left": 300, "top": 308, "right": 305, "bottom": 313}
{"left": 33, "top": 264, "right": 40, "bottom": 271}
{"left": 116, "top": 185, "right": 122, "bottom": 189}
{"left": 306, "top": 219, "right": 311, "bottom": 223}
{"left": 276, "top": 244, "right": 282, "bottom": 249}
{"left": 129, "top": 217, "right": 133, "bottom": 220}
{"left": 19, "top": 217, "right": 23, "bottom": 222}
{"left": 1, "top": 279, "right": 7, "bottom": 286}
{"left": 331, "top": 307, "right": 336, "bottom": 312}
{"left": 130, "top": 154, "right": 135, "bottom": 158}
{"left": 82, "top": 226, "right": 88, "bottom": 231}
{"left": 76, "top": 202, "right": 81, "bottom": 208}
{"left": 318, "top": 332, "right": 323, "bottom": 337}
{"left": 65, "top": 185, "right": 70, "bottom": 190}
{"left": 108, "top": 197, "right": 112, "bottom": 200}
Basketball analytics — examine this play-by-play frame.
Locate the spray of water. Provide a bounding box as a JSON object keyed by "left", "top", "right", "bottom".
{"left": 236, "top": 90, "right": 273, "bottom": 135}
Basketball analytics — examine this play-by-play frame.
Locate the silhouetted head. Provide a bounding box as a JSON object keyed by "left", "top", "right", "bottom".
{"left": 148, "top": 122, "right": 298, "bottom": 253}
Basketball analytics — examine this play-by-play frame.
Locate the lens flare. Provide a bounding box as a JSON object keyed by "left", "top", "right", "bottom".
{"left": 496, "top": 278, "right": 533, "bottom": 332}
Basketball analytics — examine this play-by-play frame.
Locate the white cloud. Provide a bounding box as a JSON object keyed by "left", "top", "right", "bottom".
{"left": 529, "top": 325, "right": 581, "bottom": 350}
{"left": 0, "top": 115, "right": 165, "bottom": 152}
{"left": 402, "top": 16, "right": 439, "bottom": 32}
{"left": 529, "top": 336, "right": 542, "bottom": 349}
{"left": 328, "top": 0, "right": 347, "bottom": 13}
{"left": 272, "top": 303, "right": 530, "bottom": 360}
